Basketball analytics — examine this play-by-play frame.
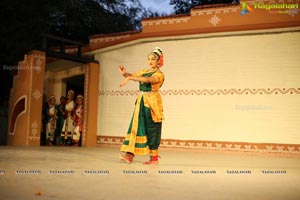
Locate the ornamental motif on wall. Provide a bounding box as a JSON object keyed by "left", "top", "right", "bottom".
{"left": 29, "top": 120, "right": 40, "bottom": 141}
{"left": 32, "top": 53, "right": 45, "bottom": 74}
{"left": 288, "top": 9, "right": 299, "bottom": 16}
{"left": 32, "top": 53, "right": 45, "bottom": 60}
{"left": 34, "top": 59, "right": 42, "bottom": 74}
{"left": 209, "top": 15, "right": 221, "bottom": 26}
{"left": 32, "top": 89, "right": 42, "bottom": 100}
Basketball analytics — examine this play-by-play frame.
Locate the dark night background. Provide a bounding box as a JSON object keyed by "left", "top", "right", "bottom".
{"left": 0, "top": 0, "right": 238, "bottom": 105}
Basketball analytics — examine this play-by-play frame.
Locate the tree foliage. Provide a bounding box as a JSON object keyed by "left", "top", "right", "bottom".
{"left": 0, "top": 0, "right": 154, "bottom": 66}
{"left": 0, "top": 0, "right": 153, "bottom": 103}
{"left": 0, "top": 0, "right": 240, "bottom": 103}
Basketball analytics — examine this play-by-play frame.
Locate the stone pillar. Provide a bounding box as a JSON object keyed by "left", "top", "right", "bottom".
{"left": 81, "top": 62, "right": 100, "bottom": 147}
{"left": 7, "top": 50, "right": 45, "bottom": 146}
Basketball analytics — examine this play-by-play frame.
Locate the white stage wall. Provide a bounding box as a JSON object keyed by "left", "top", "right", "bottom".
{"left": 96, "top": 28, "right": 300, "bottom": 144}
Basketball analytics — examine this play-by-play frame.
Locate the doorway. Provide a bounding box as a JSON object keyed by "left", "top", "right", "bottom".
{"left": 64, "top": 74, "right": 85, "bottom": 97}
{"left": 62, "top": 74, "right": 85, "bottom": 147}
{"left": 41, "top": 73, "right": 85, "bottom": 147}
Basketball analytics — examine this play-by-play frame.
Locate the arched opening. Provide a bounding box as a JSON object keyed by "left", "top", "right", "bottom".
{"left": 9, "top": 97, "right": 26, "bottom": 134}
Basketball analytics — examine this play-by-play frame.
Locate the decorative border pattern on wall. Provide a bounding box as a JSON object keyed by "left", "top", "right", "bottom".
{"left": 97, "top": 136, "right": 300, "bottom": 154}
{"left": 99, "top": 88, "right": 300, "bottom": 96}
{"left": 82, "top": 68, "right": 89, "bottom": 146}
{"left": 191, "top": 6, "right": 239, "bottom": 16}
{"left": 249, "top": 0, "right": 291, "bottom": 5}
{"left": 90, "top": 34, "right": 131, "bottom": 44}
{"left": 142, "top": 16, "right": 191, "bottom": 26}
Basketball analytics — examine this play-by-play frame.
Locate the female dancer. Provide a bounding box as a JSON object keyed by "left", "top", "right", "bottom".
{"left": 119, "top": 47, "right": 165, "bottom": 165}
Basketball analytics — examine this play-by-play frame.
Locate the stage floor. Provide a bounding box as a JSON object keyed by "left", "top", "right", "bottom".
{"left": 0, "top": 145, "right": 299, "bottom": 200}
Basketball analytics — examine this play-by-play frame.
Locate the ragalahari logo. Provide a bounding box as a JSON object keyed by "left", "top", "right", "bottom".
{"left": 240, "top": 2, "right": 254, "bottom": 15}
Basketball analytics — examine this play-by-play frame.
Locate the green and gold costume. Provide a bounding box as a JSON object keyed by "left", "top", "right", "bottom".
{"left": 121, "top": 69, "right": 164, "bottom": 156}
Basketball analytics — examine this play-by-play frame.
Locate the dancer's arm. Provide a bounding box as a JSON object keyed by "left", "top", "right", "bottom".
{"left": 119, "top": 65, "right": 137, "bottom": 78}
{"left": 120, "top": 76, "right": 158, "bottom": 87}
